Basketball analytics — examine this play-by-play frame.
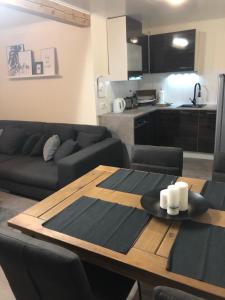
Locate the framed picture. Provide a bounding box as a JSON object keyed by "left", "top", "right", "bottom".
{"left": 33, "top": 61, "right": 44, "bottom": 75}
{"left": 6, "top": 44, "right": 25, "bottom": 76}
{"left": 40, "top": 48, "right": 57, "bottom": 75}
{"left": 18, "top": 51, "right": 33, "bottom": 76}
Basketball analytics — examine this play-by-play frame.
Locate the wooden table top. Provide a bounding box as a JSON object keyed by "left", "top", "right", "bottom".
{"left": 8, "top": 166, "right": 225, "bottom": 299}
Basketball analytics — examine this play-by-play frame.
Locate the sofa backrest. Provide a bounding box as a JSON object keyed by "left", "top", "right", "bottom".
{"left": 0, "top": 121, "right": 111, "bottom": 143}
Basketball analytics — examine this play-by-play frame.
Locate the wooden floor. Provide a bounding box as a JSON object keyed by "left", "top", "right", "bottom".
{"left": 0, "top": 158, "right": 214, "bottom": 300}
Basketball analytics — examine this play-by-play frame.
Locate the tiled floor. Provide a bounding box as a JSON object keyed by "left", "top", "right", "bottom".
{"left": 0, "top": 158, "right": 214, "bottom": 300}
{"left": 183, "top": 157, "right": 213, "bottom": 180}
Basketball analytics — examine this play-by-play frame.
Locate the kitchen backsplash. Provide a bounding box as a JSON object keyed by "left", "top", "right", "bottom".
{"left": 98, "top": 72, "right": 218, "bottom": 115}
{"left": 106, "top": 80, "right": 139, "bottom": 110}
{"left": 139, "top": 72, "right": 217, "bottom": 105}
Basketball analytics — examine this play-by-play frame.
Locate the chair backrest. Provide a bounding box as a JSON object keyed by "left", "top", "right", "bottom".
{"left": 0, "top": 228, "right": 93, "bottom": 300}
{"left": 153, "top": 286, "right": 205, "bottom": 300}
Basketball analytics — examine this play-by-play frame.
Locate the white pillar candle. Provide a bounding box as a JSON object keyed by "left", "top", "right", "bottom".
{"left": 160, "top": 189, "right": 168, "bottom": 209}
{"left": 175, "top": 181, "right": 189, "bottom": 211}
{"left": 167, "top": 207, "right": 179, "bottom": 216}
{"left": 167, "top": 185, "right": 180, "bottom": 216}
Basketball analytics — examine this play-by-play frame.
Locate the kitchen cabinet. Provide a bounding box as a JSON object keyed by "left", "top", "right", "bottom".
{"left": 176, "top": 110, "right": 198, "bottom": 151}
{"left": 155, "top": 109, "right": 215, "bottom": 153}
{"left": 198, "top": 111, "right": 216, "bottom": 153}
{"left": 134, "top": 115, "right": 150, "bottom": 145}
{"left": 107, "top": 16, "right": 146, "bottom": 81}
{"left": 140, "top": 35, "right": 150, "bottom": 74}
{"left": 156, "top": 110, "right": 179, "bottom": 147}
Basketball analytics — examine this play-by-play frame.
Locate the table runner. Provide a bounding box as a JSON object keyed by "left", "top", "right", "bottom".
{"left": 201, "top": 181, "right": 225, "bottom": 211}
{"left": 98, "top": 169, "right": 177, "bottom": 195}
{"left": 167, "top": 221, "right": 225, "bottom": 288}
{"left": 43, "top": 196, "right": 150, "bottom": 254}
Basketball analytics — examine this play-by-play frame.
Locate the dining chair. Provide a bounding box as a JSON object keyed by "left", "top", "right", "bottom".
{"left": 130, "top": 145, "right": 183, "bottom": 176}
{"left": 0, "top": 228, "right": 135, "bottom": 300}
{"left": 153, "top": 286, "right": 205, "bottom": 300}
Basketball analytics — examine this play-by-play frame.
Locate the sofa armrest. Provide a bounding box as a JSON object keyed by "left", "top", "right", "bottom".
{"left": 57, "top": 138, "right": 123, "bottom": 187}
{"left": 130, "top": 145, "right": 183, "bottom": 176}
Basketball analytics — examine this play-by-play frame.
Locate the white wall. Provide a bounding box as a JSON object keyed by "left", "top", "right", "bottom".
{"left": 139, "top": 18, "right": 225, "bottom": 105}
{"left": 0, "top": 9, "right": 98, "bottom": 124}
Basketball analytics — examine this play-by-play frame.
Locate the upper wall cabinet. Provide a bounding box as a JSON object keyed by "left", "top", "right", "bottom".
{"left": 150, "top": 29, "right": 199, "bottom": 73}
{"left": 107, "top": 16, "right": 147, "bottom": 81}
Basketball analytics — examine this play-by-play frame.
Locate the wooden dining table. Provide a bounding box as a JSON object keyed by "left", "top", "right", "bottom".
{"left": 8, "top": 165, "right": 225, "bottom": 299}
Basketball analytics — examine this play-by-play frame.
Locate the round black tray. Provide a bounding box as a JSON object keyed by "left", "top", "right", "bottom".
{"left": 140, "top": 189, "right": 209, "bottom": 221}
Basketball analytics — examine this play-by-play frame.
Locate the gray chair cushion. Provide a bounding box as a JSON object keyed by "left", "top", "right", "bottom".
{"left": 54, "top": 139, "right": 80, "bottom": 162}
{"left": 131, "top": 145, "right": 183, "bottom": 176}
{"left": 0, "top": 228, "right": 134, "bottom": 300}
{"left": 0, "top": 129, "right": 3, "bottom": 136}
{"left": 153, "top": 286, "right": 205, "bottom": 300}
{"left": 43, "top": 135, "right": 60, "bottom": 162}
{"left": 0, "top": 156, "right": 58, "bottom": 189}
{"left": 0, "top": 228, "right": 93, "bottom": 300}
{"left": 0, "top": 126, "right": 26, "bottom": 155}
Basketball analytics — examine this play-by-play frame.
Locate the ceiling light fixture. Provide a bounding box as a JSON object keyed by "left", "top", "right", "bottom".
{"left": 172, "top": 37, "right": 189, "bottom": 49}
{"left": 130, "top": 37, "right": 139, "bottom": 44}
{"left": 167, "top": 0, "right": 186, "bottom": 6}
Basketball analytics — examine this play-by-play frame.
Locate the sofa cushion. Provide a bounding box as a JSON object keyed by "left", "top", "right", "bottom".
{"left": 30, "top": 134, "right": 50, "bottom": 156}
{"left": 22, "top": 134, "right": 42, "bottom": 155}
{"left": 54, "top": 139, "right": 80, "bottom": 162}
{"left": 43, "top": 123, "right": 76, "bottom": 142}
{"left": 0, "top": 127, "right": 26, "bottom": 155}
{"left": 0, "top": 129, "right": 3, "bottom": 136}
{"left": 0, "top": 156, "right": 58, "bottom": 190}
{"left": 43, "top": 135, "right": 60, "bottom": 162}
{"left": 77, "top": 132, "right": 103, "bottom": 149}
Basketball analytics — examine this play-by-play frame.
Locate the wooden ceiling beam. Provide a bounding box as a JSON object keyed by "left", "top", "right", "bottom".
{"left": 0, "top": 0, "right": 90, "bottom": 27}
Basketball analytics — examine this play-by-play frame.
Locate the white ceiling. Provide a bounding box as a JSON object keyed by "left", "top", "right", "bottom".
{"left": 1, "top": 0, "right": 225, "bottom": 29}
{"left": 61, "top": 0, "right": 225, "bottom": 28}
{"left": 0, "top": 6, "right": 45, "bottom": 30}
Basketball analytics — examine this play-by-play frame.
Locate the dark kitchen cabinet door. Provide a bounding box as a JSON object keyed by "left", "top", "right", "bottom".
{"left": 198, "top": 111, "right": 216, "bottom": 153}
{"left": 134, "top": 115, "right": 150, "bottom": 145}
{"left": 175, "top": 110, "right": 198, "bottom": 151}
{"left": 157, "top": 110, "right": 179, "bottom": 147}
{"left": 140, "top": 35, "right": 149, "bottom": 73}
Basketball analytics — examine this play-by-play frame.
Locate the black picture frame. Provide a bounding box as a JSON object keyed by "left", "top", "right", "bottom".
{"left": 33, "top": 61, "right": 44, "bottom": 75}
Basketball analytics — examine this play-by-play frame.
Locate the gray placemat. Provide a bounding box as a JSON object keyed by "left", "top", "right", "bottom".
{"left": 98, "top": 169, "right": 177, "bottom": 195}
{"left": 167, "top": 221, "right": 225, "bottom": 288}
{"left": 43, "top": 196, "right": 151, "bottom": 254}
{"left": 201, "top": 181, "right": 225, "bottom": 211}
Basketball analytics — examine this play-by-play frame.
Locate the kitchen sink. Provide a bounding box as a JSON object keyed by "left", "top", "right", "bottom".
{"left": 179, "top": 104, "right": 206, "bottom": 108}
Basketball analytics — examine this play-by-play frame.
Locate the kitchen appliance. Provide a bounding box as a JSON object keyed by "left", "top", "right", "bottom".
{"left": 112, "top": 98, "right": 126, "bottom": 113}
{"left": 136, "top": 89, "right": 157, "bottom": 106}
{"left": 124, "top": 94, "right": 138, "bottom": 110}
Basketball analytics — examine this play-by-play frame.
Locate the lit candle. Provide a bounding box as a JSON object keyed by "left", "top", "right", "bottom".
{"left": 175, "top": 181, "right": 189, "bottom": 211}
{"left": 167, "top": 185, "right": 180, "bottom": 216}
{"left": 160, "top": 189, "right": 168, "bottom": 209}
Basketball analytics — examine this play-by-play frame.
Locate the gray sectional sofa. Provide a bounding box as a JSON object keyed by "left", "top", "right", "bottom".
{"left": 0, "top": 120, "right": 123, "bottom": 200}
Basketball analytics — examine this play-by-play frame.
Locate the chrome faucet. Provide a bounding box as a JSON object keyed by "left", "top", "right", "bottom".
{"left": 190, "top": 83, "right": 201, "bottom": 106}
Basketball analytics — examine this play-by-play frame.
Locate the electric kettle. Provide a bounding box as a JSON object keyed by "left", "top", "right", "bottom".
{"left": 113, "top": 98, "right": 126, "bottom": 113}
